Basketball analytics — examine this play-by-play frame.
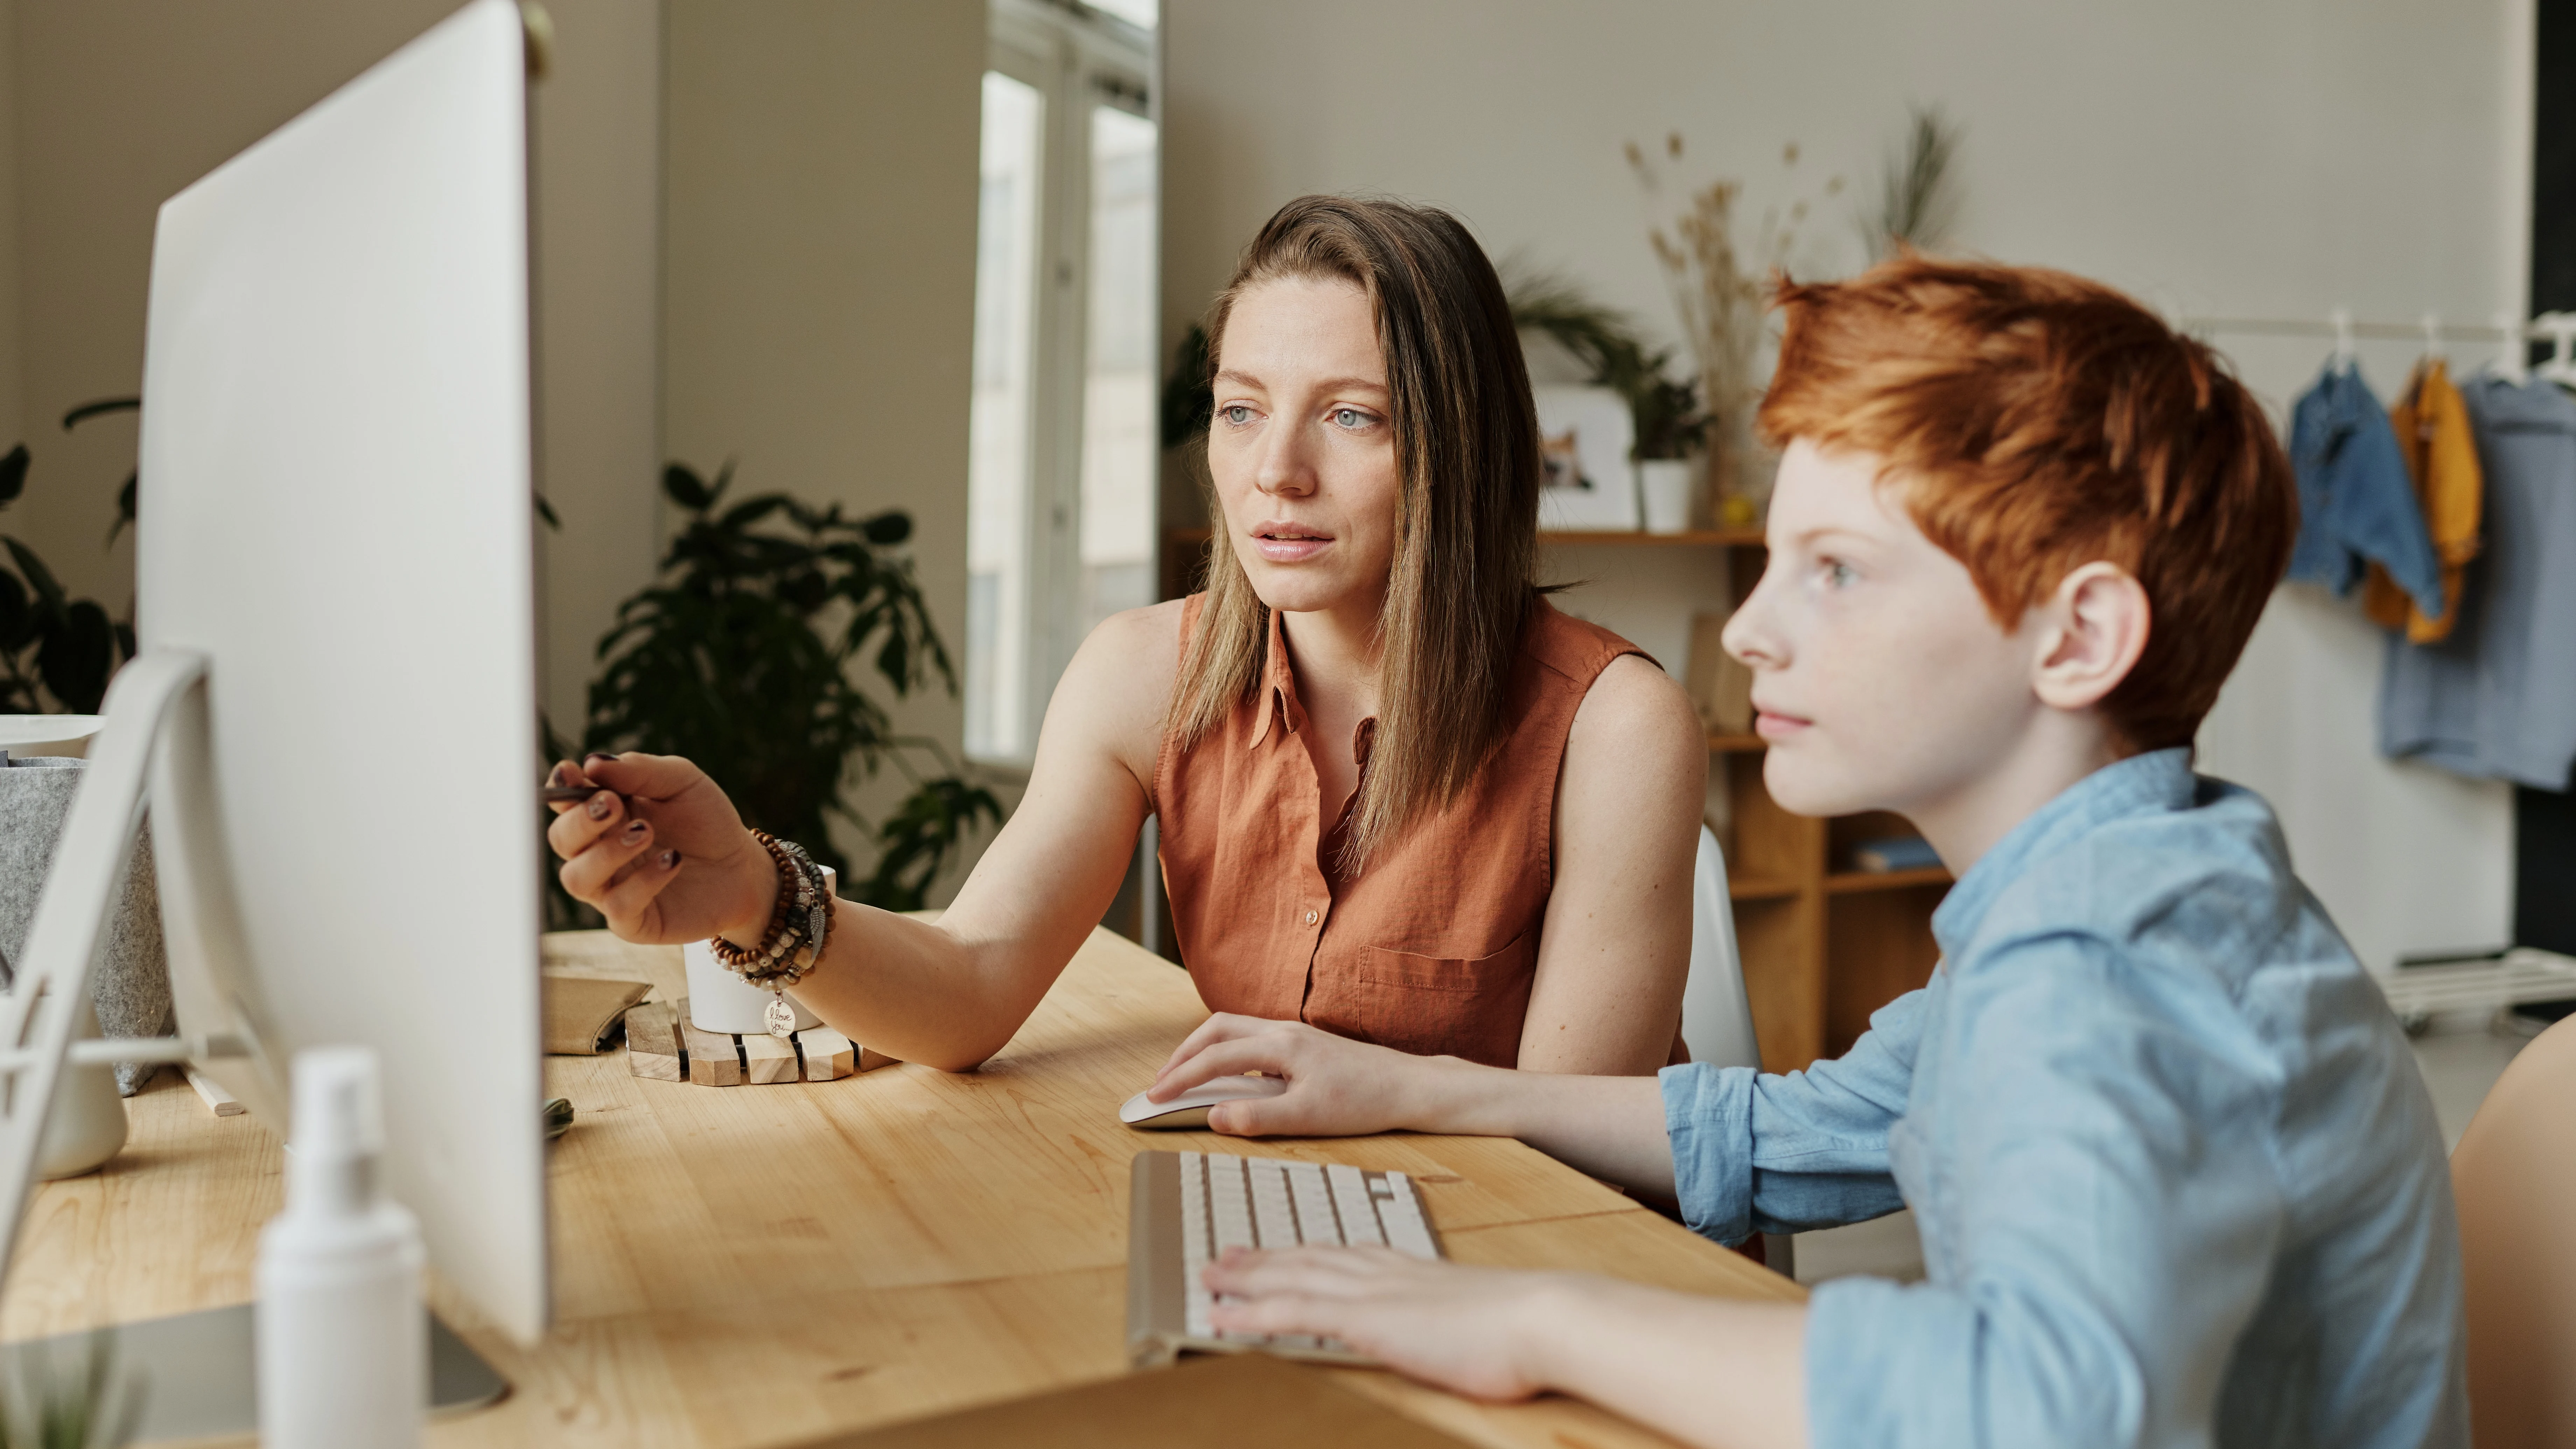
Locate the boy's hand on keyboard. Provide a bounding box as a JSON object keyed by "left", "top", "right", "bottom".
{"left": 1204, "top": 1246, "right": 1563, "bottom": 1402}
{"left": 1149, "top": 1015, "right": 1438, "bottom": 1136}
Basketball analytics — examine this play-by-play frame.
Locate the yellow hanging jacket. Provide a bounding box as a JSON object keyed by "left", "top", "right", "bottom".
{"left": 2364, "top": 358, "right": 2483, "bottom": 642}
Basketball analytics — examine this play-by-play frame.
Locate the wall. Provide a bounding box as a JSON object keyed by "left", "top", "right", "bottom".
{"left": 532, "top": 0, "right": 666, "bottom": 736}
{"left": 1, "top": 0, "right": 662, "bottom": 740}
{"left": 1163, "top": 0, "right": 2529, "bottom": 973}
{"left": 662, "top": 0, "right": 987, "bottom": 884}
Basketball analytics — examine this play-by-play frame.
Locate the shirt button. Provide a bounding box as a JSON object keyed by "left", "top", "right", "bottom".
{"left": 1304, "top": 909, "right": 1320, "bottom": 926}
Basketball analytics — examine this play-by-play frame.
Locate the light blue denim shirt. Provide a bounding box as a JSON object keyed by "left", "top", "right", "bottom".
{"left": 1659, "top": 749, "right": 2466, "bottom": 1448}
{"left": 2285, "top": 362, "right": 2446, "bottom": 620}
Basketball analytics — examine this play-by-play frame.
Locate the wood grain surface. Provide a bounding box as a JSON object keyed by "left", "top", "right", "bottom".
{"left": 5, "top": 926, "right": 1798, "bottom": 1448}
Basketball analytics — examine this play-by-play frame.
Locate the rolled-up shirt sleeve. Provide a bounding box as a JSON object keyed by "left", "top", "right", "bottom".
{"left": 1659, "top": 986, "right": 1926, "bottom": 1244}
{"left": 1802, "top": 934, "right": 2282, "bottom": 1449}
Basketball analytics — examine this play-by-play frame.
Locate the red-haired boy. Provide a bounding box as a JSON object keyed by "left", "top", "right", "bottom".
{"left": 1146, "top": 258, "right": 2466, "bottom": 1448}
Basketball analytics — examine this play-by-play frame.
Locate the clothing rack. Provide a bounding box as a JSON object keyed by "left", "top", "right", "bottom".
{"left": 2181, "top": 308, "right": 2576, "bottom": 386}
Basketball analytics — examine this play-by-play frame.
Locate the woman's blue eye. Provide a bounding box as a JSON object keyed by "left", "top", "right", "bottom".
{"left": 1221, "top": 405, "right": 1254, "bottom": 426}
{"left": 1331, "top": 408, "right": 1370, "bottom": 429}
{"left": 1823, "top": 560, "right": 1856, "bottom": 588}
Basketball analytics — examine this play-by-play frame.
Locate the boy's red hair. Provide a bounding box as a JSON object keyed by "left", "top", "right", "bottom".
{"left": 1759, "top": 255, "right": 2297, "bottom": 752}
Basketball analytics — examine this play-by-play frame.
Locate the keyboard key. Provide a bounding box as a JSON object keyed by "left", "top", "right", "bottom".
{"left": 1327, "top": 1164, "right": 1386, "bottom": 1246}
{"left": 1210, "top": 1154, "right": 1255, "bottom": 1255}
{"left": 1178, "top": 1153, "right": 1211, "bottom": 1338}
{"left": 1377, "top": 1172, "right": 1438, "bottom": 1260}
{"left": 1248, "top": 1158, "right": 1298, "bottom": 1249}
{"left": 1285, "top": 1160, "right": 1342, "bottom": 1245}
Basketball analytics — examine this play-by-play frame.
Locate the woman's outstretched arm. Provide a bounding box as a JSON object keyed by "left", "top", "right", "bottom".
{"left": 547, "top": 600, "right": 1182, "bottom": 1070}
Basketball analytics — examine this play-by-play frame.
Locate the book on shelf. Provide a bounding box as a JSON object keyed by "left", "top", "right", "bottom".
{"left": 1850, "top": 835, "right": 1942, "bottom": 874}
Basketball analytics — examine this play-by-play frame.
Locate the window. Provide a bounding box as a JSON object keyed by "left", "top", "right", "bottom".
{"left": 966, "top": 2, "right": 1157, "bottom": 765}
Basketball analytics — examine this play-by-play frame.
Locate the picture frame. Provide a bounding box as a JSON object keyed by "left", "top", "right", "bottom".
{"left": 1531, "top": 385, "right": 1639, "bottom": 531}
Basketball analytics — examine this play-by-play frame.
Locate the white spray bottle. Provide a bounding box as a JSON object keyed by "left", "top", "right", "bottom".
{"left": 257, "top": 1046, "right": 425, "bottom": 1448}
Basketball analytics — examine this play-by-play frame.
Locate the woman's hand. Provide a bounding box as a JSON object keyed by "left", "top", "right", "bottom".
{"left": 544, "top": 752, "right": 776, "bottom": 946}
{"left": 1205, "top": 1246, "right": 1567, "bottom": 1401}
{"left": 1148, "top": 1014, "right": 1476, "bottom": 1137}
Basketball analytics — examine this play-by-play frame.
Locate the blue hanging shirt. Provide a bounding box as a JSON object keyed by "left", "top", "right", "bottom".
{"left": 2286, "top": 363, "right": 2446, "bottom": 620}
{"left": 2378, "top": 373, "right": 2576, "bottom": 788}
{"left": 1658, "top": 749, "right": 2466, "bottom": 1449}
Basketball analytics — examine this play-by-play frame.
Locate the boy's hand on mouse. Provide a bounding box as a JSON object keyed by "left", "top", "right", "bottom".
{"left": 543, "top": 752, "right": 776, "bottom": 947}
{"left": 1149, "top": 1014, "right": 1449, "bottom": 1137}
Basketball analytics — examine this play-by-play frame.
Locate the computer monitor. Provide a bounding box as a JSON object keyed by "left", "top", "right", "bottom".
{"left": 0, "top": 0, "right": 548, "bottom": 1362}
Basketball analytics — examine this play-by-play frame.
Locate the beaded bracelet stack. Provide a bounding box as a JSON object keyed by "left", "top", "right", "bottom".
{"left": 709, "top": 831, "right": 834, "bottom": 1037}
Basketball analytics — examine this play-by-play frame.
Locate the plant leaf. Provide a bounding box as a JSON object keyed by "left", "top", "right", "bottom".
{"left": 106, "top": 471, "right": 138, "bottom": 546}
{"left": 662, "top": 463, "right": 714, "bottom": 511}
{"left": 37, "top": 599, "right": 114, "bottom": 712}
{"left": 0, "top": 445, "right": 27, "bottom": 507}
{"left": 5, "top": 535, "right": 66, "bottom": 614}
{"left": 860, "top": 511, "right": 911, "bottom": 545}
{"left": 61, "top": 396, "right": 140, "bottom": 430}
{"left": 0, "top": 569, "right": 30, "bottom": 651}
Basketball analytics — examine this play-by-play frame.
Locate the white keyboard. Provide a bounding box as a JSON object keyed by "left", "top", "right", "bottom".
{"left": 1125, "top": 1150, "right": 1443, "bottom": 1367}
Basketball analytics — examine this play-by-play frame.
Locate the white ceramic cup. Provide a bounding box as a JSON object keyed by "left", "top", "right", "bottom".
{"left": 684, "top": 863, "right": 832, "bottom": 1034}
{"left": 1638, "top": 459, "right": 1695, "bottom": 535}
{"left": 0, "top": 714, "right": 104, "bottom": 761}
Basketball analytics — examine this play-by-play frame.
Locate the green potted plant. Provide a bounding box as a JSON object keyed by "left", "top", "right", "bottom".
{"left": 566, "top": 461, "right": 1000, "bottom": 922}
{"left": 1506, "top": 275, "right": 1708, "bottom": 531}
{"left": 0, "top": 398, "right": 144, "bottom": 714}
{"left": 0, "top": 1329, "right": 142, "bottom": 1448}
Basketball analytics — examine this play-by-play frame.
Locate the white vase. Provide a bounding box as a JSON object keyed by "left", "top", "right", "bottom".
{"left": 684, "top": 864, "right": 833, "bottom": 1034}
{"left": 1638, "top": 458, "right": 1695, "bottom": 534}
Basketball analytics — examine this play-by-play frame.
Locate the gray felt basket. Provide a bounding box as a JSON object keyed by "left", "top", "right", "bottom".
{"left": 0, "top": 756, "right": 173, "bottom": 1094}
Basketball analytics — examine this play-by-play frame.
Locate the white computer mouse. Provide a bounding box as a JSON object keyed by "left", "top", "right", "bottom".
{"left": 1118, "top": 1074, "right": 1289, "bottom": 1129}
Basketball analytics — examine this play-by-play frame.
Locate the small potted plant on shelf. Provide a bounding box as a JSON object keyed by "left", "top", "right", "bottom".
{"left": 1506, "top": 275, "right": 1708, "bottom": 532}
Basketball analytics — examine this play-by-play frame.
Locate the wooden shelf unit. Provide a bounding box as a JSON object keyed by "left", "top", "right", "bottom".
{"left": 1705, "top": 537, "right": 1951, "bottom": 1073}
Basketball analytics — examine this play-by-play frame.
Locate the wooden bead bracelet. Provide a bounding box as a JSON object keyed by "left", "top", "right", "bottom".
{"left": 709, "top": 830, "right": 832, "bottom": 989}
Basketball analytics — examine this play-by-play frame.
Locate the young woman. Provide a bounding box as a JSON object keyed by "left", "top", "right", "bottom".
{"left": 546, "top": 196, "right": 1708, "bottom": 1075}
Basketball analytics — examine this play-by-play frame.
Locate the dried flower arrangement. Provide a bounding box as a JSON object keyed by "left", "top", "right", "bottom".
{"left": 1861, "top": 104, "right": 1965, "bottom": 263}
{"left": 1628, "top": 134, "right": 1841, "bottom": 523}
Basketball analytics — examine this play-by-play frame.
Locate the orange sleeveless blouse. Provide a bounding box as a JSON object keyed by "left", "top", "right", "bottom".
{"left": 1153, "top": 595, "right": 1650, "bottom": 1069}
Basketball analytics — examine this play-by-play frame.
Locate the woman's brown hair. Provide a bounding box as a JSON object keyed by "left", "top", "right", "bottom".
{"left": 1168, "top": 195, "right": 1541, "bottom": 870}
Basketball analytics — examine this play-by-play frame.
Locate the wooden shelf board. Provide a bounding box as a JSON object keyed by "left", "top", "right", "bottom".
{"left": 1161, "top": 526, "right": 1766, "bottom": 548}
{"left": 1707, "top": 732, "right": 1765, "bottom": 754}
{"left": 1824, "top": 866, "right": 1953, "bottom": 895}
{"left": 1727, "top": 875, "right": 1804, "bottom": 902}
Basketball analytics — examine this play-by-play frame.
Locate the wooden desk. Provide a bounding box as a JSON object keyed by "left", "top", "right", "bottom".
{"left": 6, "top": 927, "right": 1799, "bottom": 1448}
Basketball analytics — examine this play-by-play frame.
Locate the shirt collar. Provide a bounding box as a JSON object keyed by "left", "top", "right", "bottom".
{"left": 1248, "top": 607, "right": 1309, "bottom": 748}
{"left": 1930, "top": 747, "right": 2196, "bottom": 956}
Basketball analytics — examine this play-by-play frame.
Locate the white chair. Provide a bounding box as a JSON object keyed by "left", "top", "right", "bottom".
{"left": 1678, "top": 826, "right": 1795, "bottom": 1273}
{"left": 1680, "top": 825, "right": 1760, "bottom": 1070}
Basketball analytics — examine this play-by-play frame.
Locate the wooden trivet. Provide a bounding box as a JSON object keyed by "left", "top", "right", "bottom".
{"left": 625, "top": 999, "right": 896, "bottom": 1086}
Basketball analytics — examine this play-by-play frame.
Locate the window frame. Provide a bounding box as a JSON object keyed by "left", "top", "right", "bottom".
{"left": 971, "top": 0, "right": 1157, "bottom": 768}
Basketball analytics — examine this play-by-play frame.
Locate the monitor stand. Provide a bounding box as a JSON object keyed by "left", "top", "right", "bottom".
{"left": 0, "top": 1303, "right": 506, "bottom": 1442}
{"left": 0, "top": 651, "right": 510, "bottom": 1439}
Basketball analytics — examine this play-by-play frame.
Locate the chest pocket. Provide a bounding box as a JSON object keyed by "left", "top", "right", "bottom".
{"left": 1302, "top": 931, "right": 1538, "bottom": 1069}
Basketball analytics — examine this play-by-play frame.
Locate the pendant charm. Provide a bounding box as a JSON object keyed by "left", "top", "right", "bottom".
{"left": 765, "top": 994, "right": 796, "bottom": 1038}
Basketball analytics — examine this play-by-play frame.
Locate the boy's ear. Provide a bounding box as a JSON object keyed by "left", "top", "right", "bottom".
{"left": 2031, "top": 562, "right": 2151, "bottom": 713}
